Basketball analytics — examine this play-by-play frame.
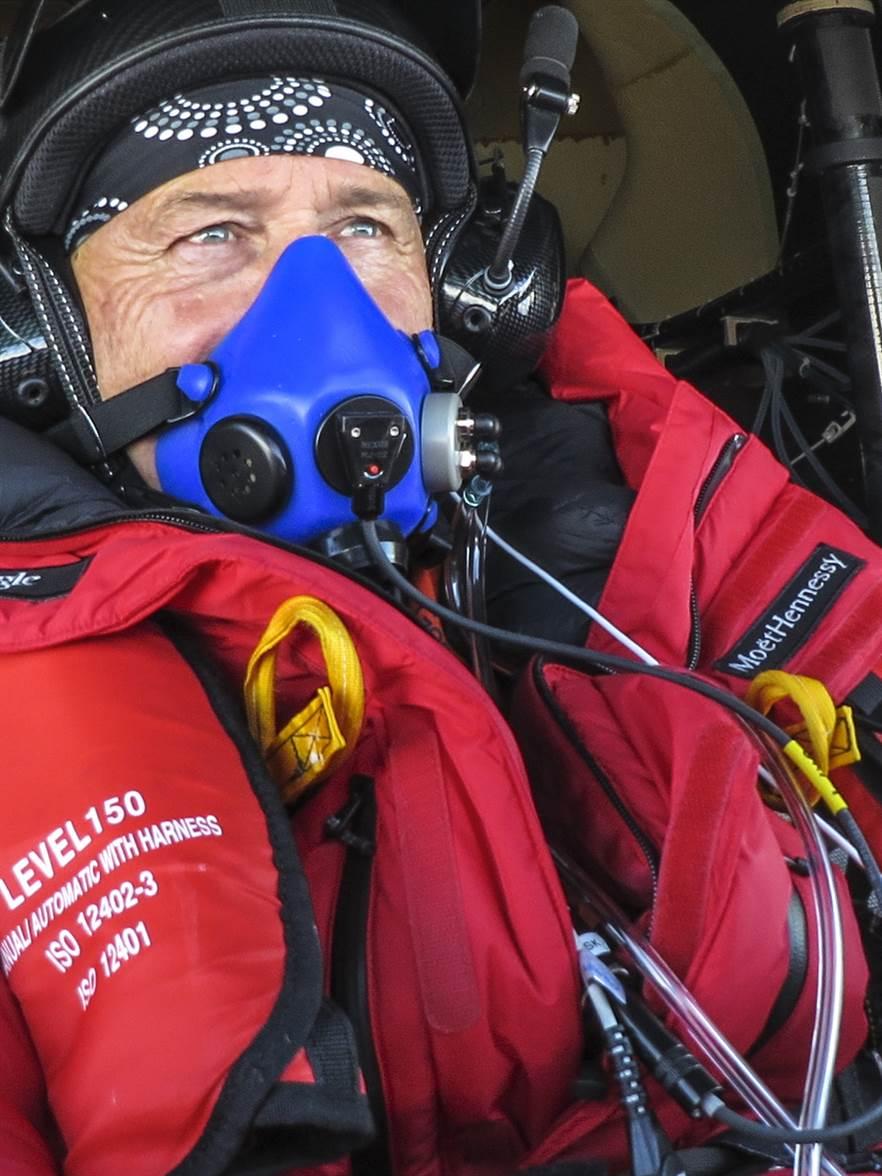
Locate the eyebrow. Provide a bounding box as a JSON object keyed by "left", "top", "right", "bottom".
{"left": 151, "top": 179, "right": 414, "bottom": 222}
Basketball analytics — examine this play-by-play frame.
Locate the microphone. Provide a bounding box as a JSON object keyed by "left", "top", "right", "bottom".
{"left": 520, "top": 4, "right": 580, "bottom": 95}
{"left": 484, "top": 5, "right": 580, "bottom": 290}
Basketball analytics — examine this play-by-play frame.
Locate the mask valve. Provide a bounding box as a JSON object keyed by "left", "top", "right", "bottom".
{"left": 199, "top": 416, "right": 293, "bottom": 522}
{"left": 315, "top": 396, "right": 413, "bottom": 521}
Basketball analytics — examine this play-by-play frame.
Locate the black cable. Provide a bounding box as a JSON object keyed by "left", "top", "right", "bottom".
{"left": 776, "top": 387, "right": 868, "bottom": 528}
{"left": 360, "top": 520, "right": 795, "bottom": 751}
{"left": 486, "top": 147, "right": 544, "bottom": 286}
{"left": 837, "top": 808, "right": 882, "bottom": 912}
{"left": 777, "top": 100, "right": 807, "bottom": 267}
{"left": 750, "top": 348, "right": 776, "bottom": 436}
{"left": 786, "top": 336, "right": 847, "bottom": 354}
{"left": 603, "top": 1019, "right": 671, "bottom": 1176}
{"left": 763, "top": 347, "right": 787, "bottom": 448}
{"left": 361, "top": 521, "right": 882, "bottom": 1152}
{"left": 799, "top": 311, "right": 842, "bottom": 340}
{"left": 760, "top": 346, "right": 868, "bottom": 529}
{"left": 710, "top": 1100, "right": 882, "bottom": 1145}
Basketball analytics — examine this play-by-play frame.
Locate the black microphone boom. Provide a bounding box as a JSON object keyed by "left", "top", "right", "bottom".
{"left": 485, "top": 4, "right": 580, "bottom": 290}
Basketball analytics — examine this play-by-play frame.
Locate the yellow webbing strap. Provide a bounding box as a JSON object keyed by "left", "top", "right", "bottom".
{"left": 244, "top": 596, "right": 365, "bottom": 804}
{"left": 746, "top": 669, "right": 859, "bottom": 813}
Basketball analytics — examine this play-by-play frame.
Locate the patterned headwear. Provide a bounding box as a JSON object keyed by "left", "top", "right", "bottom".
{"left": 64, "top": 75, "right": 424, "bottom": 251}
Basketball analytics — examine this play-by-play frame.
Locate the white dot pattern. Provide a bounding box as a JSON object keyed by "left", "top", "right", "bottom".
{"left": 63, "top": 197, "right": 130, "bottom": 252}
{"left": 133, "top": 79, "right": 344, "bottom": 143}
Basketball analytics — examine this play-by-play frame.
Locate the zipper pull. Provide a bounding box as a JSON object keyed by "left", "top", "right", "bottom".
{"left": 324, "top": 774, "right": 376, "bottom": 856}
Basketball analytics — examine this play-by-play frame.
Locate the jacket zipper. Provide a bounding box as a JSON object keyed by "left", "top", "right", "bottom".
{"left": 0, "top": 507, "right": 449, "bottom": 638}
{"left": 686, "top": 433, "right": 747, "bottom": 669}
{"left": 534, "top": 659, "right": 660, "bottom": 917}
{"left": 326, "top": 775, "right": 391, "bottom": 1176}
{"left": 0, "top": 508, "right": 229, "bottom": 544}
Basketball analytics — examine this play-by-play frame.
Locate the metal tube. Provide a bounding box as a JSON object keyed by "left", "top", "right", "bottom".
{"left": 778, "top": 1, "right": 882, "bottom": 539}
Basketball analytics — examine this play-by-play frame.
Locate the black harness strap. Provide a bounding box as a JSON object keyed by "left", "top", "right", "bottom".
{"left": 748, "top": 888, "right": 809, "bottom": 1056}
{"left": 47, "top": 370, "right": 203, "bottom": 465}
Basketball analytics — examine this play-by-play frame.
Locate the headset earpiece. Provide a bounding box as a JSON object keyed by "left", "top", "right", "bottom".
{"left": 0, "top": 239, "right": 67, "bottom": 430}
{"left": 431, "top": 173, "right": 566, "bottom": 392}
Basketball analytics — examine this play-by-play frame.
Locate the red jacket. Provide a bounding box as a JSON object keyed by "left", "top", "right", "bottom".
{"left": 0, "top": 278, "right": 878, "bottom": 1174}
{"left": 0, "top": 442, "right": 581, "bottom": 1169}
{"left": 543, "top": 280, "right": 882, "bottom": 691}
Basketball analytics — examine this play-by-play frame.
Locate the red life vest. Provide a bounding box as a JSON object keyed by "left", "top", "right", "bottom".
{"left": 0, "top": 278, "right": 878, "bottom": 1175}
{"left": 505, "top": 279, "right": 879, "bottom": 1166}
{"left": 0, "top": 520, "right": 582, "bottom": 1176}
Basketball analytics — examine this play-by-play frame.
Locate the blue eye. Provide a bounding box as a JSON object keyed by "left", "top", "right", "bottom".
{"left": 189, "top": 224, "right": 235, "bottom": 244}
{"left": 339, "top": 219, "right": 383, "bottom": 239}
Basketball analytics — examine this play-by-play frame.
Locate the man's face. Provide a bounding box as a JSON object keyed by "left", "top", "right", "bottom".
{"left": 72, "top": 153, "right": 434, "bottom": 487}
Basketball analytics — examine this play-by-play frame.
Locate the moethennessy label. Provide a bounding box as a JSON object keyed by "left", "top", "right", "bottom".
{"left": 715, "top": 545, "right": 864, "bottom": 678}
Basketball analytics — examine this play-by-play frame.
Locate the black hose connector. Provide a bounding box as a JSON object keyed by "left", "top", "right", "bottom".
{"left": 617, "top": 998, "right": 723, "bottom": 1118}
{"left": 602, "top": 1024, "right": 670, "bottom": 1176}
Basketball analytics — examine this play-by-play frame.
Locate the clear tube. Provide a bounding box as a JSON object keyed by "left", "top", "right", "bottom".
{"left": 552, "top": 850, "right": 847, "bottom": 1176}
{"left": 752, "top": 738, "right": 844, "bottom": 1176}
{"left": 443, "top": 494, "right": 497, "bottom": 696}
{"left": 758, "top": 766, "right": 862, "bottom": 866}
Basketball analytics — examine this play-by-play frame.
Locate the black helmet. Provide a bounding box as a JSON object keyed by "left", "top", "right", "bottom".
{"left": 0, "top": 0, "right": 481, "bottom": 435}
{"left": 0, "top": 0, "right": 481, "bottom": 238}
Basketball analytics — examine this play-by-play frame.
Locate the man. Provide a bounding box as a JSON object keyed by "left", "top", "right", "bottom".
{"left": 0, "top": 2, "right": 609, "bottom": 1174}
{"left": 3, "top": 3, "right": 882, "bottom": 1176}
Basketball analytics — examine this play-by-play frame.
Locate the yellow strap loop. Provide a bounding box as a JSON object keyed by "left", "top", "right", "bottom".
{"left": 747, "top": 672, "right": 836, "bottom": 773}
{"left": 746, "top": 669, "right": 859, "bottom": 812}
{"left": 244, "top": 596, "right": 365, "bottom": 803}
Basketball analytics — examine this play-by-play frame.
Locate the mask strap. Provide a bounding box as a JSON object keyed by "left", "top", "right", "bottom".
{"left": 47, "top": 368, "right": 211, "bottom": 465}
